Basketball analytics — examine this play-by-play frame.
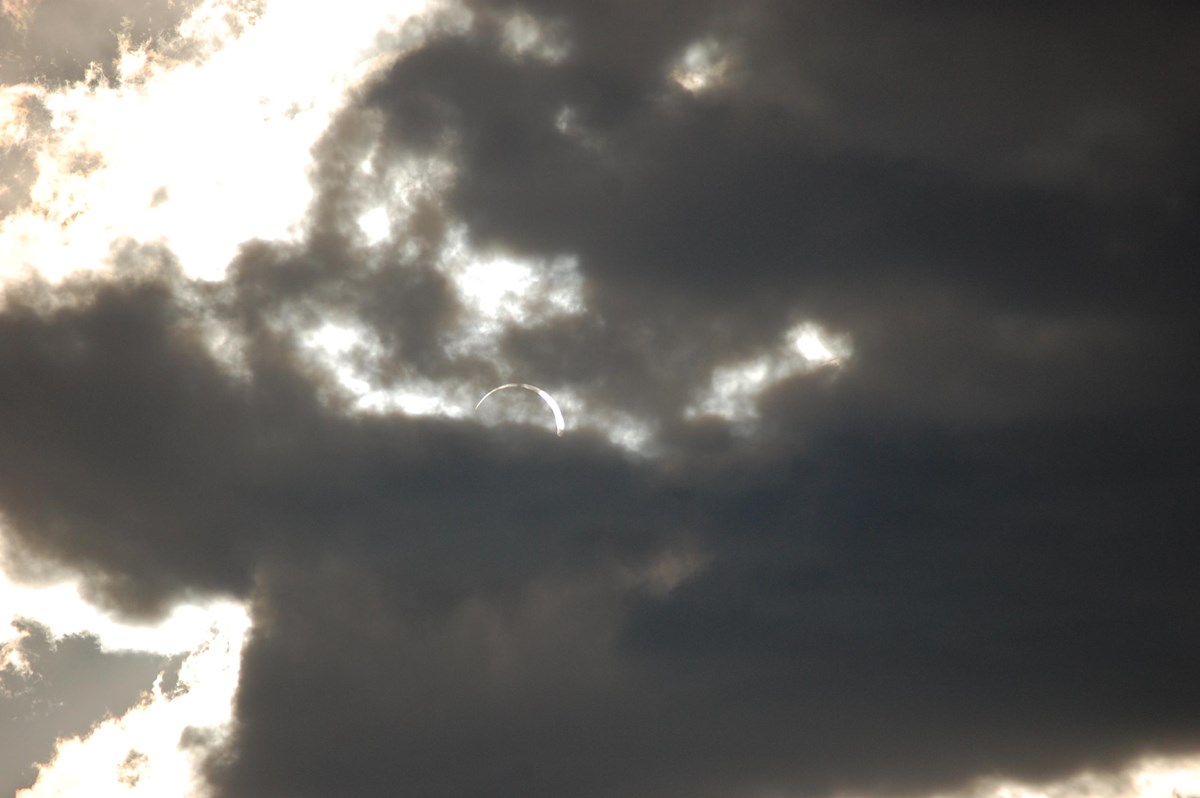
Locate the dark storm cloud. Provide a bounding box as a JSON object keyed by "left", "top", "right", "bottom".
{"left": 1, "top": 1, "right": 1199, "bottom": 797}
{"left": 349, "top": 0, "right": 1200, "bottom": 427}
{"left": 202, "top": 395, "right": 1200, "bottom": 798}
{"left": 198, "top": 3, "right": 1200, "bottom": 794}
{"left": 369, "top": 0, "right": 1200, "bottom": 301}
{"left": 1, "top": 621, "right": 164, "bottom": 794}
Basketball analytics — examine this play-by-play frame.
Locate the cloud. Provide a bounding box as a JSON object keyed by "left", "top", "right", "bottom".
{"left": 0, "top": 0, "right": 206, "bottom": 85}
{"left": 1, "top": 621, "right": 163, "bottom": 795}
{"left": 14, "top": 608, "right": 248, "bottom": 797}
{"left": 1, "top": 1, "right": 1199, "bottom": 797}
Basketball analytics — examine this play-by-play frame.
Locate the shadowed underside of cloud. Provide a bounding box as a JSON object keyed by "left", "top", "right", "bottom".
{"left": 1, "top": 1, "right": 1200, "bottom": 796}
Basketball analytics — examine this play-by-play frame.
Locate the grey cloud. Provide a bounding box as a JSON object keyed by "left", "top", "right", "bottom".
{"left": 0, "top": 621, "right": 164, "bottom": 794}
{"left": 0, "top": 0, "right": 206, "bottom": 86}
{"left": 360, "top": 0, "right": 1199, "bottom": 344}
{"left": 336, "top": 0, "right": 1200, "bottom": 437}
{"left": 203, "top": 394, "right": 1200, "bottom": 798}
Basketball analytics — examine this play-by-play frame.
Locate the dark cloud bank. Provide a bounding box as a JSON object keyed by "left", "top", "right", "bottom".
{"left": 2, "top": 2, "right": 1200, "bottom": 796}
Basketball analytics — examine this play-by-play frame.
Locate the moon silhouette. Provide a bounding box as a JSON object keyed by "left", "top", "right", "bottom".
{"left": 475, "top": 383, "right": 566, "bottom": 436}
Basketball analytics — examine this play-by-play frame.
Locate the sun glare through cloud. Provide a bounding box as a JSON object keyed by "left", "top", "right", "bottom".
{"left": 670, "top": 38, "right": 732, "bottom": 94}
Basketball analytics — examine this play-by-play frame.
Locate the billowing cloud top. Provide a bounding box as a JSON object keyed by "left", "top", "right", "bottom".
{"left": 2, "top": 1, "right": 1200, "bottom": 797}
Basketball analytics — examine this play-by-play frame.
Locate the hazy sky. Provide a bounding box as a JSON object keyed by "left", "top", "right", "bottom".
{"left": 2, "top": 1, "right": 1199, "bottom": 797}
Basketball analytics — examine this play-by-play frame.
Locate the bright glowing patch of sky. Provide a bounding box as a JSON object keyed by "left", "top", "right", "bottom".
{"left": 448, "top": 245, "right": 584, "bottom": 334}
{"left": 0, "top": 574, "right": 244, "bottom": 657}
{"left": 0, "top": 0, "right": 430, "bottom": 284}
{"left": 671, "top": 38, "right": 732, "bottom": 94}
{"left": 686, "top": 322, "right": 850, "bottom": 424}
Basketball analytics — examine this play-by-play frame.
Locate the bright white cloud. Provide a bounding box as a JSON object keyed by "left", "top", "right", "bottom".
{"left": 687, "top": 321, "right": 851, "bottom": 424}
{"left": 440, "top": 224, "right": 584, "bottom": 337}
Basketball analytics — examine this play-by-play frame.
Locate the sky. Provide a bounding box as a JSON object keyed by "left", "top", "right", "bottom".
{"left": 1, "top": 1, "right": 1199, "bottom": 797}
